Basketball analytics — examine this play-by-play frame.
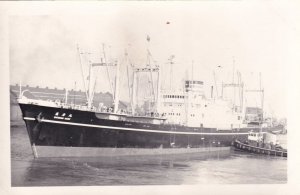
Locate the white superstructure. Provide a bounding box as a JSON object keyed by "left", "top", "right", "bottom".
{"left": 159, "top": 80, "right": 245, "bottom": 129}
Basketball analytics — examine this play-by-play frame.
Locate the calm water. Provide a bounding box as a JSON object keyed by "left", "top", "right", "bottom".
{"left": 11, "top": 122, "right": 287, "bottom": 186}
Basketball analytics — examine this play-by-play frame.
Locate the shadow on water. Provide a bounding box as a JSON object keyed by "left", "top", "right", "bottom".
{"left": 15, "top": 151, "right": 230, "bottom": 186}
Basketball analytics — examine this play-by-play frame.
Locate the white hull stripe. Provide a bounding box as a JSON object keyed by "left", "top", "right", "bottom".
{"left": 23, "top": 117, "right": 250, "bottom": 135}
{"left": 24, "top": 117, "right": 36, "bottom": 121}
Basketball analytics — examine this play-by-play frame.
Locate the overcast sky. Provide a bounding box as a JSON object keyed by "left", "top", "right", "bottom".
{"left": 9, "top": 1, "right": 294, "bottom": 118}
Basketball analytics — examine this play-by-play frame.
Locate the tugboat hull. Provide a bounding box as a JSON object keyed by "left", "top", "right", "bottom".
{"left": 233, "top": 140, "right": 287, "bottom": 157}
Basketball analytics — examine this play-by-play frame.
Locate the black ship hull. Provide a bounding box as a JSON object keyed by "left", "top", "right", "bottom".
{"left": 19, "top": 103, "right": 282, "bottom": 158}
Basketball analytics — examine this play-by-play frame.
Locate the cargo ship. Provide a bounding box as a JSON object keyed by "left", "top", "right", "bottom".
{"left": 16, "top": 44, "right": 283, "bottom": 158}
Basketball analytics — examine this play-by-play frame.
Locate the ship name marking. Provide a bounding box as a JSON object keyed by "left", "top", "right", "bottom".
{"left": 54, "top": 112, "right": 73, "bottom": 120}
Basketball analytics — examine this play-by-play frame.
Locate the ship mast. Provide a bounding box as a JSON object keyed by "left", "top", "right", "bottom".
{"left": 245, "top": 72, "right": 264, "bottom": 125}
{"left": 259, "top": 72, "right": 264, "bottom": 123}
{"left": 131, "top": 36, "right": 160, "bottom": 115}
{"left": 77, "top": 45, "right": 119, "bottom": 110}
{"left": 91, "top": 59, "right": 118, "bottom": 111}
{"left": 114, "top": 59, "right": 120, "bottom": 113}
{"left": 232, "top": 57, "right": 235, "bottom": 108}
{"left": 259, "top": 73, "right": 264, "bottom": 133}
{"left": 102, "top": 44, "right": 115, "bottom": 100}
{"left": 169, "top": 55, "right": 175, "bottom": 91}
{"left": 87, "top": 58, "right": 93, "bottom": 108}
{"left": 123, "top": 48, "right": 135, "bottom": 115}
{"left": 156, "top": 62, "right": 161, "bottom": 114}
{"left": 184, "top": 69, "right": 189, "bottom": 125}
{"left": 132, "top": 63, "right": 160, "bottom": 114}
{"left": 77, "top": 45, "right": 89, "bottom": 105}
{"left": 147, "top": 38, "right": 156, "bottom": 103}
{"left": 132, "top": 71, "right": 137, "bottom": 115}
{"left": 221, "top": 61, "right": 244, "bottom": 113}
{"left": 77, "top": 46, "right": 95, "bottom": 109}
{"left": 126, "top": 60, "right": 134, "bottom": 114}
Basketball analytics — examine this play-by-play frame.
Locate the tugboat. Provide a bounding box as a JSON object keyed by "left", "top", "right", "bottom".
{"left": 233, "top": 131, "right": 287, "bottom": 157}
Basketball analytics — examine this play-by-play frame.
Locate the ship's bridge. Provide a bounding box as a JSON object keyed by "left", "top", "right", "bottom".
{"left": 185, "top": 80, "right": 204, "bottom": 96}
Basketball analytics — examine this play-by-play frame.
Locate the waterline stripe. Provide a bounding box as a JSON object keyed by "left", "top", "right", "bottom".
{"left": 23, "top": 117, "right": 249, "bottom": 135}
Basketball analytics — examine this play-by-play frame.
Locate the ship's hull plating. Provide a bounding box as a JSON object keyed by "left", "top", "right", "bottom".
{"left": 18, "top": 103, "right": 282, "bottom": 157}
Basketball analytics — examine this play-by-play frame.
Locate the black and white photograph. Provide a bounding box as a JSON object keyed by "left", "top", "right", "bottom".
{"left": 1, "top": 1, "right": 300, "bottom": 194}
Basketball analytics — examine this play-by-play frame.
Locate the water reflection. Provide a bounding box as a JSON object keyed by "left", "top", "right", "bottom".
{"left": 17, "top": 152, "right": 231, "bottom": 186}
